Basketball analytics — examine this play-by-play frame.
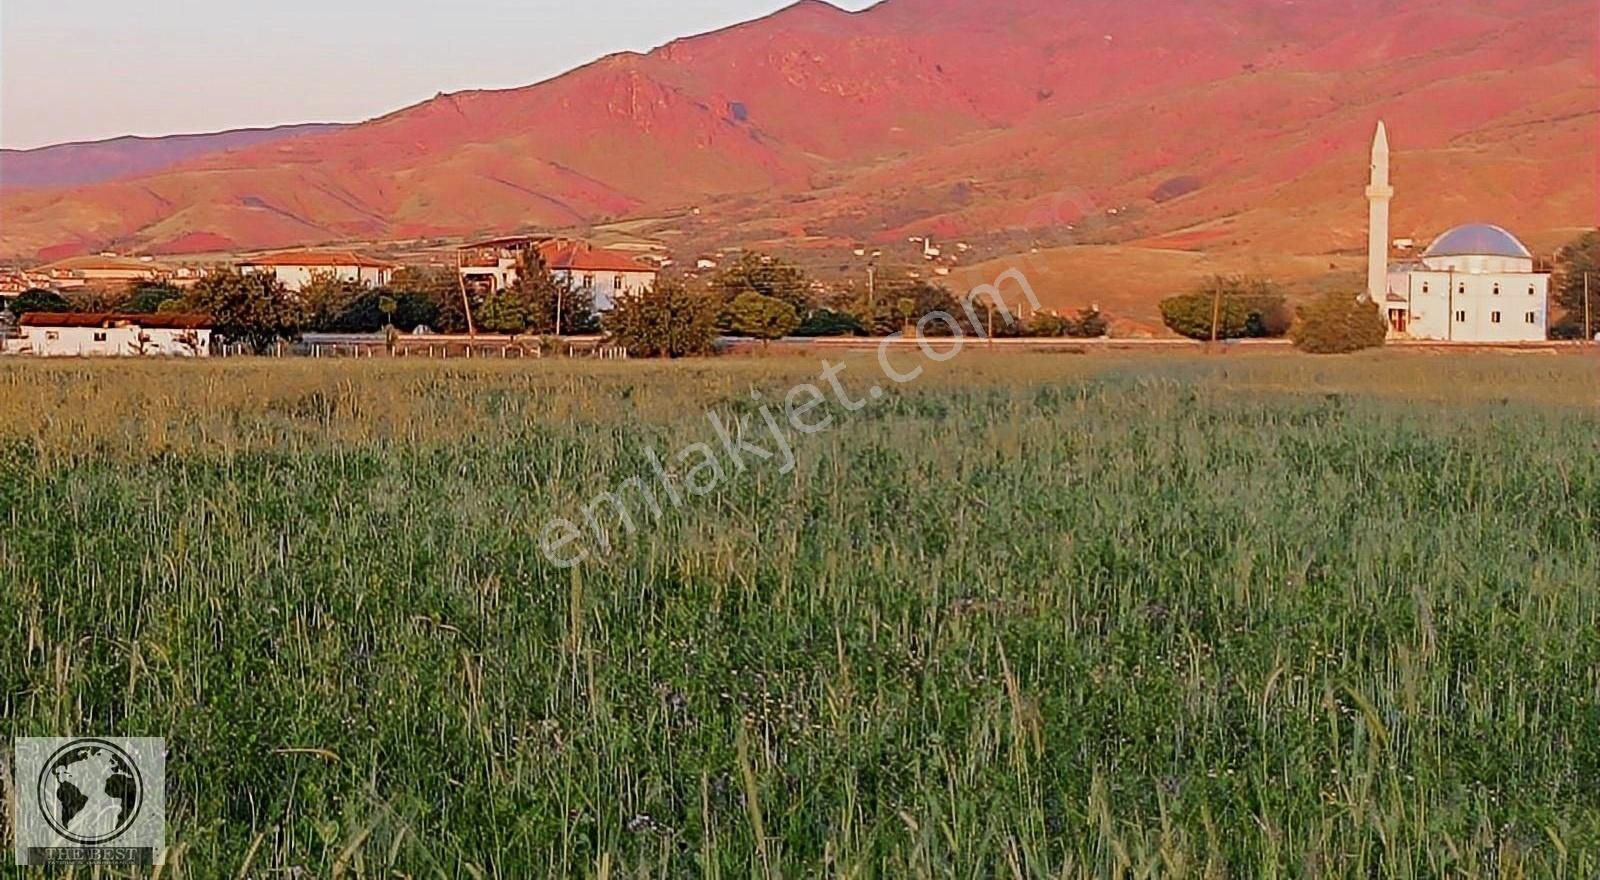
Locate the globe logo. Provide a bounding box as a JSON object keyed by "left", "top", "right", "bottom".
{"left": 34, "top": 739, "right": 144, "bottom": 845}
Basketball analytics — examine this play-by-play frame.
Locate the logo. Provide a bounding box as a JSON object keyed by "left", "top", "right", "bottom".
{"left": 13, "top": 737, "right": 165, "bottom": 866}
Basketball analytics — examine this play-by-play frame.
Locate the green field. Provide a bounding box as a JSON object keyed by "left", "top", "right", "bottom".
{"left": 1, "top": 352, "right": 1597, "bottom": 877}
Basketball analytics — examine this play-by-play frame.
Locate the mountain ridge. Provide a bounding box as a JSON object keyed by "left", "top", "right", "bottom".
{"left": 1, "top": 0, "right": 1592, "bottom": 265}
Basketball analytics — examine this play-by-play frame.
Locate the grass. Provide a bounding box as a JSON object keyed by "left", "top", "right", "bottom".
{"left": 0, "top": 351, "right": 1597, "bottom": 877}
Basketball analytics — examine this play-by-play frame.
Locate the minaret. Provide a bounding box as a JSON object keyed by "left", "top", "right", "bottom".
{"left": 1365, "top": 121, "right": 1393, "bottom": 304}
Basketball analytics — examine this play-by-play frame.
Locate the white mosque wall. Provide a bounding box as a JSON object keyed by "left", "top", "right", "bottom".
{"left": 1388, "top": 271, "right": 1548, "bottom": 342}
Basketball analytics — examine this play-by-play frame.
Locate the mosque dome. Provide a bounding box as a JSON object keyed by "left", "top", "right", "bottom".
{"left": 1422, "top": 224, "right": 1532, "bottom": 260}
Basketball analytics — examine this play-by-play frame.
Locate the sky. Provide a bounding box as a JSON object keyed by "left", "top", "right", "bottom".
{"left": 1, "top": 0, "right": 880, "bottom": 150}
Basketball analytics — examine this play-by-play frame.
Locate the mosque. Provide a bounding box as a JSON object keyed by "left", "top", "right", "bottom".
{"left": 1365, "top": 122, "right": 1551, "bottom": 342}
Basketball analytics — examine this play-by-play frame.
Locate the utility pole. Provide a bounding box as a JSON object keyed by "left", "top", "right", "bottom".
{"left": 1583, "top": 271, "right": 1593, "bottom": 343}
{"left": 1209, "top": 284, "right": 1223, "bottom": 347}
{"left": 455, "top": 249, "right": 477, "bottom": 338}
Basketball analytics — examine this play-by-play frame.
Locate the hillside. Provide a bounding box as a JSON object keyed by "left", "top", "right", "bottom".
{"left": 1, "top": 0, "right": 1593, "bottom": 275}
{"left": 0, "top": 123, "right": 347, "bottom": 194}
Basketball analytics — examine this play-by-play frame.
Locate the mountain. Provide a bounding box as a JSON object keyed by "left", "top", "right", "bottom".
{"left": 0, "top": 124, "right": 347, "bottom": 194}
{"left": 1, "top": 0, "right": 1593, "bottom": 270}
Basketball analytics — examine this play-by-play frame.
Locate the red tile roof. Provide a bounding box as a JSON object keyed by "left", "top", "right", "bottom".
{"left": 240, "top": 250, "right": 396, "bottom": 269}
{"left": 19, "top": 312, "right": 214, "bottom": 329}
{"left": 545, "top": 243, "right": 654, "bottom": 274}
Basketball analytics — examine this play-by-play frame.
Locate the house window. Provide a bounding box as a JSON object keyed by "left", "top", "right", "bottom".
{"left": 1490, "top": 311, "right": 1501, "bottom": 324}
{"left": 583, "top": 274, "right": 595, "bottom": 289}
{"left": 1455, "top": 310, "right": 1467, "bottom": 323}
{"left": 93, "top": 331, "right": 108, "bottom": 342}
{"left": 45, "top": 331, "right": 59, "bottom": 341}
{"left": 614, "top": 274, "right": 624, "bottom": 290}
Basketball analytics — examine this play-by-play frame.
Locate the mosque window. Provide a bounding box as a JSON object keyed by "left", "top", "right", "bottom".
{"left": 1492, "top": 284, "right": 1500, "bottom": 295}
{"left": 1421, "top": 282, "right": 1430, "bottom": 294}
{"left": 1490, "top": 311, "right": 1502, "bottom": 324}
{"left": 1455, "top": 310, "right": 1467, "bottom": 323}
{"left": 1458, "top": 284, "right": 1466, "bottom": 295}
{"left": 1528, "top": 285, "right": 1536, "bottom": 296}
{"left": 1525, "top": 312, "right": 1537, "bottom": 324}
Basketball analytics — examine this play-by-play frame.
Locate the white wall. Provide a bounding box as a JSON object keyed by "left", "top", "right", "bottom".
{"left": 245, "top": 265, "right": 391, "bottom": 292}
{"left": 1391, "top": 271, "right": 1548, "bottom": 341}
{"left": 555, "top": 269, "right": 656, "bottom": 312}
{"left": 21, "top": 326, "right": 212, "bottom": 357}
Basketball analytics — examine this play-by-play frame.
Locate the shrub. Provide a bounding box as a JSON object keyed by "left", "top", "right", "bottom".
{"left": 794, "top": 308, "right": 868, "bottom": 338}
{"left": 1292, "top": 292, "right": 1389, "bottom": 354}
{"left": 1159, "top": 276, "right": 1291, "bottom": 340}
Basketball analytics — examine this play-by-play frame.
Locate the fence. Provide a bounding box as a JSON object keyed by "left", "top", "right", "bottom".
{"left": 215, "top": 335, "right": 628, "bottom": 361}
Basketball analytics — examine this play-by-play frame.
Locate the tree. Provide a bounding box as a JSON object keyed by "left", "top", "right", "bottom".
{"left": 299, "top": 272, "right": 367, "bottom": 332}
{"left": 124, "top": 282, "right": 184, "bottom": 314}
{"left": 182, "top": 270, "right": 303, "bottom": 353}
{"left": 391, "top": 266, "right": 466, "bottom": 333}
{"left": 515, "top": 252, "right": 596, "bottom": 336}
{"left": 1551, "top": 230, "right": 1598, "bottom": 340}
{"left": 331, "top": 288, "right": 438, "bottom": 333}
{"left": 1291, "top": 292, "right": 1388, "bottom": 354}
{"left": 711, "top": 252, "right": 815, "bottom": 314}
{"left": 7, "top": 288, "right": 73, "bottom": 315}
{"left": 1159, "top": 276, "right": 1291, "bottom": 341}
{"left": 476, "top": 288, "right": 530, "bottom": 335}
{"left": 604, "top": 276, "right": 720, "bottom": 358}
{"left": 794, "top": 308, "right": 869, "bottom": 337}
{"left": 728, "top": 292, "right": 800, "bottom": 348}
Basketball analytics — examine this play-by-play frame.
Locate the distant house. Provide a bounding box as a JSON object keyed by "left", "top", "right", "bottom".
{"left": 457, "top": 236, "right": 554, "bottom": 295}
{"left": 545, "top": 242, "right": 657, "bottom": 312}
{"left": 457, "top": 236, "right": 658, "bottom": 312}
{"left": 238, "top": 251, "right": 396, "bottom": 291}
{"left": 16, "top": 312, "right": 213, "bottom": 357}
{"left": 34, "top": 255, "right": 173, "bottom": 289}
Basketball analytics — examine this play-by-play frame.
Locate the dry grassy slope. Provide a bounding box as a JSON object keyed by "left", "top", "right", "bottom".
{"left": 0, "top": 0, "right": 1592, "bottom": 283}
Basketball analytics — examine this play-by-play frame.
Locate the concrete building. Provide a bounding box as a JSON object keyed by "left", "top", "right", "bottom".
{"left": 1365, "top": 123, "right": 1550, "bottom": 342}
{"left": 15, "top": 312, "right": 213, "bottom": 357}
{"left": 239, "top": 251, "right": 395, "bottom": 291}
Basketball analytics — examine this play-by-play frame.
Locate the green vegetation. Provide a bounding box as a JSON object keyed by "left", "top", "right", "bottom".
{"left": 7, "top": 287, "right": 73, "bottom": 314}
{"left": 727, "top": 291, "right": 800, "bottom": 346}
{"left": 1552, "top": 229, "right": 1598, "bottom": 340}
{"left": 182, "top": 270, "right": 305, "bottom": 352}
{"left": 1160, "top": 275, "right": 1292, "bottom": 341}
{"left": 603, "top": 276, "right": 720, "bottom": 357}
{"left": 1, "top": 353, "right": 1596, "bottom": 876}
{"left": 1292, "top": 292, "right": 1390, "bottom": 354}
{"left": 123, "top": 282, "right": 186, "bottom": 314}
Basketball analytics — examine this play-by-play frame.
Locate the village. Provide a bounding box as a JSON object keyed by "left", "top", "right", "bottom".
{"left": 1, "top": 126, "right": 1595, "bottom": 358}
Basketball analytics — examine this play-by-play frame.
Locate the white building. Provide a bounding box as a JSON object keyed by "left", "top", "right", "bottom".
{"left": 1365, "top": 123, "right": 1549, "bottom": 342}
{"left": 239, "top": 251, "right": 395, "bottom": 292}
{"left": 546, "top": 242, "right": 657, "bottom": 312}
{"left": 15, "top": 312, "right": 213, "bottom": 357}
